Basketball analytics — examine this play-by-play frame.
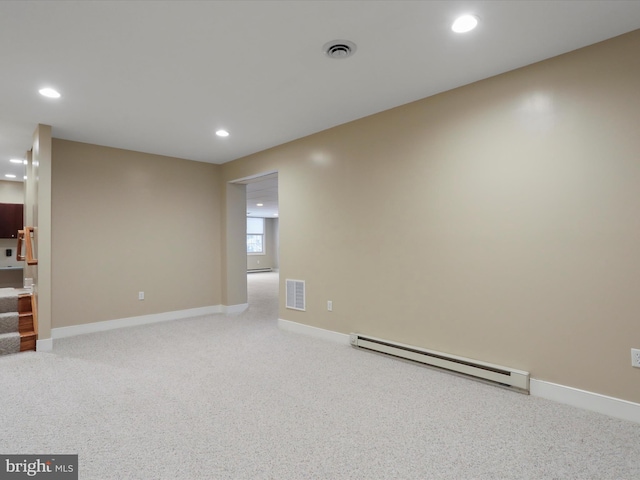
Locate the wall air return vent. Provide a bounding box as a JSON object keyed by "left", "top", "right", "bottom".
{"left": 286, "top": 279, "right": 305, "bottom": 311}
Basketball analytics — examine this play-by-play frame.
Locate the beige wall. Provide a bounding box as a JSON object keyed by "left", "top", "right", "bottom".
{"left": 24, "top": 149, "right": 36, "bottom": 304}
{"left": 51, "top": 139, "right": 222, "bottom": 328}
{"left": 0, "top": 266, "right": 22, "bottom": 288}
{"left": 221, "top": 182, "right": 247, "bottom": 306}
{"left": 31, "top": 125, "right": 52, "bottom": 340}
{"left": 0, "top": 180, "right": 24, "bottom": 203}
{"left": 247, "top": 217, "right": 279, "bottom": 271}
{"left": 0, "top": 236, "right": 24, "bottom": 271}
{"left": 221, "top": 30, "right": 640, "bottom": 403}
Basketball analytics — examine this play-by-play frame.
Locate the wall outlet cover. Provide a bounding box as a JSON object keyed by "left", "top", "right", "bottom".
{"left": 632, "top": 348, "right": 640, "bottom": 368}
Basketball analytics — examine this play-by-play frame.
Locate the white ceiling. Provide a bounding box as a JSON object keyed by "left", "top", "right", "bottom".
{"left": 1, "top": 0, "right": 640, "bottom": 185}
{"left": 242, "top": 173, "right": 279, "bottom": 218}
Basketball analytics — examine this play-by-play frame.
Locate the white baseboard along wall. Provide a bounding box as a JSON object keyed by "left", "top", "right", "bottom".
{"left": 277, "top": 318, "right": 640, "bottom": 425}
{"left": 33, "top": 311, "right": 639, "bottom": 424}
{"left": 36, "top": 303, "right": 249, "bottom": 351}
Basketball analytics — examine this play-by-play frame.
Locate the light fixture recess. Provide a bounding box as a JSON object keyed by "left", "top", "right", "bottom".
{"left": 452, "top": 14, "right": 479, "bottom": 33}
{"left": 257, "top": 203, "right": 263, "bottom": 207}
{"left": 323, "top": 40, "right": 357, "bottom": 59}
{"left": 10, "top": 159, "right": 24, "bottom": 164}
{"left": 216, "top": 129, "right": 230, "bottom": 137}
{"left": 39, "top": 87, "right": 61, "bottom": 98}
{"left": 5, "top": 174, "right": 16, "bottom": 178}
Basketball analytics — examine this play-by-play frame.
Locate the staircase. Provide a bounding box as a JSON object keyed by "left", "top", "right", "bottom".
{"left": 0, "top": 288, "right": 36, "bottom": 356}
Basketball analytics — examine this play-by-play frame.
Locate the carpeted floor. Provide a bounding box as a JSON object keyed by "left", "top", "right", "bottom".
{"left": 1, "top": 272, "right": 639, "bottom": 479}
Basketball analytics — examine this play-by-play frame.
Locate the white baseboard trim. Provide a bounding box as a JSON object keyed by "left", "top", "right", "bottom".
{"left": 530, "top": 379, "right": 640, "bottom": 424}
{"left": 277, "top": 320, "right": 640, "bottom": 424}
{"left": 36, "top": 338, "right": 53, "bottom": 352}
{"left": 277, "top": 318, "right": 350, "bottom": 344}
{"left": 222, "top": 303, "right": 249, "bottom": 315}
{"left": 51, "top": 305, "right": 222, "bottom": 340}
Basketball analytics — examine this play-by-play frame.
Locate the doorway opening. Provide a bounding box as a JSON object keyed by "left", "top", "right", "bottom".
{"left": 230, "top": 171, "right": 279, "bottom": 314}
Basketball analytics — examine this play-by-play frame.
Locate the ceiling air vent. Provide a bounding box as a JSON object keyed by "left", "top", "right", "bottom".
{"left": 323, "top": 40, "right": 357, "bottom": 59}
{"left": 286, "top": 279, "right": 306, "bottom": 311}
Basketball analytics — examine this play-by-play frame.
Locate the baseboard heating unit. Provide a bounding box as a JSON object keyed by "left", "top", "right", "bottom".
{"left": 350, "top": 333, "right": 530, "bottom": 393}
{"left": 247, "top": 268, "right": 273, "bottom": 273}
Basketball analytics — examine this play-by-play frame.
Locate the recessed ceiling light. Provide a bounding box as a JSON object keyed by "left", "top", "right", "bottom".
{"left": 23, "top": 176, "right": 27, "bottom": 180}
{"left": 216, "top": 129, "right": 229, "bottom": 137}
{"left": 257, "top": 203, "right": 263, "bottom": 207}
{"left": 452, "top": 15, "right": 478, "bottom": 33}
{"left": 273, "top": 213, "right": 279, "bottom": 217}
{"left": 39, "top": 87, "right": 61, "bottom": 98}
{"left": 10, "top": 159, "right": 23, "bottom": 164}
{"left": 5, "top": 174, "right": 16, "bottom": 178}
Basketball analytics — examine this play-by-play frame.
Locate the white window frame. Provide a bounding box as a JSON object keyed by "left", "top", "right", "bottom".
{"left": 247, "top": 217, "right": 265, "bottom": 255}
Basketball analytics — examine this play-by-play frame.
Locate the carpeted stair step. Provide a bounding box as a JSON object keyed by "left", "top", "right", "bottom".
{"left": 0, "top": 291, "right": 36, "bottom": 353}
{"left": 0, "top": 289, "right": 18, "bottom": 314}
{"left": 0, "top": 332, "right": 20, "bottom": 356}
{"left": 0, "top": 312, "right": 19, "bottom": 334}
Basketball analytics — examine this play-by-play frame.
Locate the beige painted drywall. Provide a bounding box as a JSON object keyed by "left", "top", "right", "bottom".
{"left": 51, "top": 139, "right": 222, "bottom": 327}
{"left": 0, "top": 180, "right": 24, "bottom": 203}
{"left": 221, "top": 182, "right": 247, "bottom": 306}
{"left": 221, "top": 30, "right": 640, "bottom": 403}
{"left": 0, "top": 237, "right": 23, "bottom": 269}
{"left": 0, "top": 267, "right": 22, "bottom": 288}
{"left": 24, "top": 149, "right": 36, "bottom": 300}
{"left": 31, "top": 125, "right": 52, "bottom": 340}
{"left": 247, "top": 217, "right": 279, "bottom": 271}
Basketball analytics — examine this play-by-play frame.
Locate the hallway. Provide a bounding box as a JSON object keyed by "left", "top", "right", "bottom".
{"left": 246, "top": 271, "right": 279, "bottom": 321}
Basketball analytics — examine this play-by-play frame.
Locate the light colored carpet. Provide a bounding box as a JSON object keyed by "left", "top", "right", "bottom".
{"left": 0, "top": 295, "right": 20, "bottom": 356}
{"left": 0, "top": 312, "right": 19, "bottom": 334}
{"left": 1, "top": 272, "right": 639, "bottom": 479}
{"left": 0, "top": 332, "right": 20, "bottom": 355}
{"left": 0, "top": 289, "right": 17, "bottom": 313}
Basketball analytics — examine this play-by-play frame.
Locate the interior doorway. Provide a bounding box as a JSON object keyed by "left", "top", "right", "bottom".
{"left": 246, "top": 172, "right": 278, "bottom": 274}
{"left": 0, "top": 177, "right": 26, "bottom": 288}
{"left": 231, "top": 172, "right": 279, "bottom": 311}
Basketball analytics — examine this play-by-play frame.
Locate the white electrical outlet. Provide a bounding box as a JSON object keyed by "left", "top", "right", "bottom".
{"left": 327, "top": 300, "right": 333, "bottom": 312}
{"left": 632, "top": 348, "right": 640, "bottom": 368}
{"left": 138, "top": 291, "right": 144, "bottom": 301}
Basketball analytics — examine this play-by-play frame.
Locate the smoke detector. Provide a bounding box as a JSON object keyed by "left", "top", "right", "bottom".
{"left": 323, "top": 40, "right": 357, "bottom": 59}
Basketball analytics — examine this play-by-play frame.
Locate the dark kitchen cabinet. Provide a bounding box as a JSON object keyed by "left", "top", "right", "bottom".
{"left": 0, "top": 203, "right": 24, "bottom": 238}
